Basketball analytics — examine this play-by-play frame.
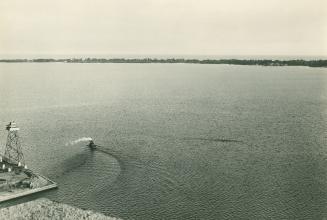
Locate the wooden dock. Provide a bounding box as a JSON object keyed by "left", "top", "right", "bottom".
{"left": 0, "top": 173, "right": 57, "bottom": 203}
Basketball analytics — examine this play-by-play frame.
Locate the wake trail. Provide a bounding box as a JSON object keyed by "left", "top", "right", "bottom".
{"left": 182, "top": 137, "right": 242, "bottom": 143}
{"left": 65, "top": 137, "right": 93, "bottom": 146}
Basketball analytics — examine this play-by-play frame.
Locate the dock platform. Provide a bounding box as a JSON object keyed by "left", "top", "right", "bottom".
{"left": 0, "top": 173, "right": 57, "bottom": 203}
{"left": 0, "top": 167, "right": 58, "bottom": 203}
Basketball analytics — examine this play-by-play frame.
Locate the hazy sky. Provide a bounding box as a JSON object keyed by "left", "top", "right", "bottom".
{"left": 0, "top": 0, "right": 326, "bottom": 57}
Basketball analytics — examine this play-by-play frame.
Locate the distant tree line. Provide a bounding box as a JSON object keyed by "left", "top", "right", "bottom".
{"left": 0, "top": 58, "right": 326, "bottom": 67}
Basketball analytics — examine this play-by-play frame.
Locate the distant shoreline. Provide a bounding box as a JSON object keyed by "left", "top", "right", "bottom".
{"left": 0, "top": 58, "right": 326, "bottom": 67}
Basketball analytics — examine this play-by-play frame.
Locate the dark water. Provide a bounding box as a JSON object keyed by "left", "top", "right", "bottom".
{"left": 0, "top": 63, "right": 327, "bottom": 219}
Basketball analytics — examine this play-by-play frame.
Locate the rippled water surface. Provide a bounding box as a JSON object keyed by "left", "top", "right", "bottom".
{"left": 0, "top": 63, "right": 327, "bottom": 219}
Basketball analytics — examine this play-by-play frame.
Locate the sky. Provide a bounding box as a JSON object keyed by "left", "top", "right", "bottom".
{"left": 0, "top": 0, "right": 326, "bottom": 57}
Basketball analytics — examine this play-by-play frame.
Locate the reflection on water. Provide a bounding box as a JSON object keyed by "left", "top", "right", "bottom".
{"left": 0, "top": 63, "right": 327, "bottom": 219}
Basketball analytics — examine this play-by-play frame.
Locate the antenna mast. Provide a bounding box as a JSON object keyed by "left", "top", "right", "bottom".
{"left": 4, "top": 122, "right": 25, "bottom": 165}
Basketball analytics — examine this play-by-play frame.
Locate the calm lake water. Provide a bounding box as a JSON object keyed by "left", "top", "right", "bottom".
{"left": 0, "top": 63, "right": 327, "bottom": 219}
